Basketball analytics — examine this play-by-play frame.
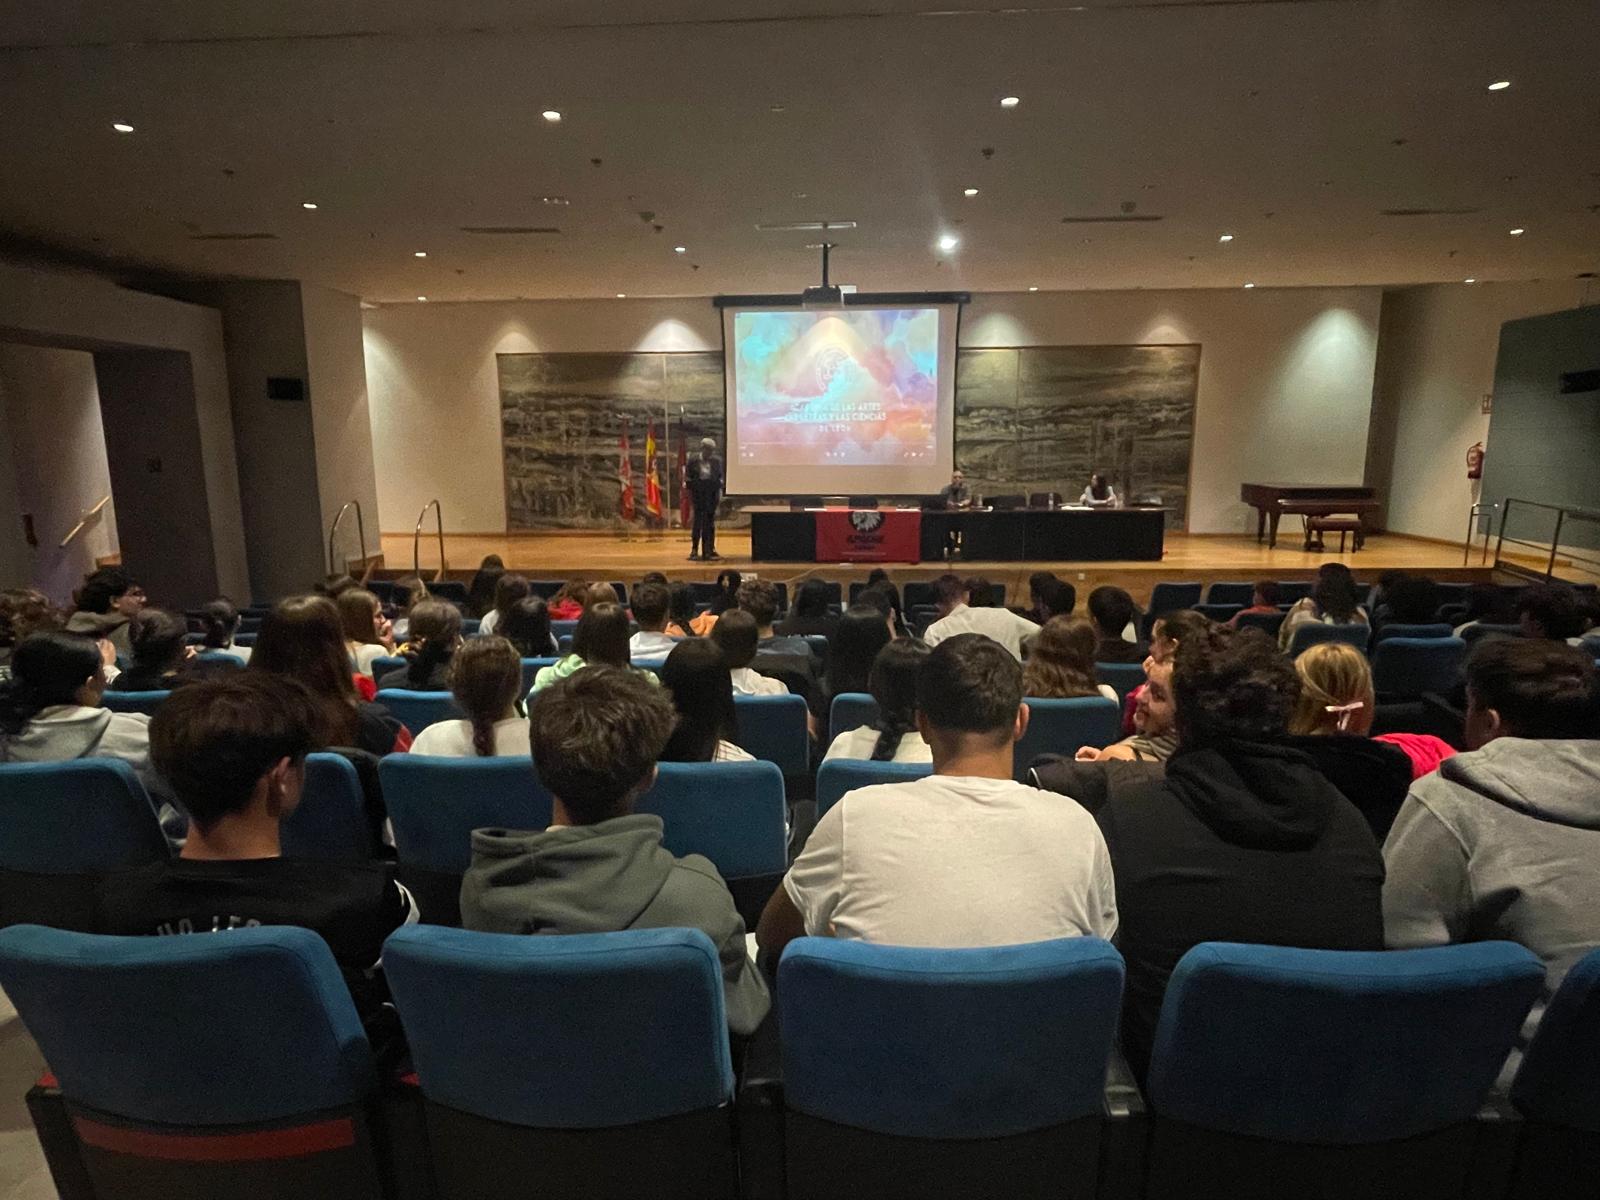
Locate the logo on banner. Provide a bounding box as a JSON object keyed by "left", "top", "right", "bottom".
{"left": 850, "top": 511, "right": 884, "bottom": 533}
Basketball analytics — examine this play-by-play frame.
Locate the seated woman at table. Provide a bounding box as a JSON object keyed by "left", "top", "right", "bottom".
{"left": 1079, "top": 473, "right": 1119, "bottom": 508}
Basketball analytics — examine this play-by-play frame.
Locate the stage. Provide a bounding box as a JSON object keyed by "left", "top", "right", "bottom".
{"left": 378, "top": 529, "right": 1502, "bottom": 608}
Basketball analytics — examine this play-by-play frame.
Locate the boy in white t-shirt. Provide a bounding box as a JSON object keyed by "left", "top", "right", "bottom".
{"left": 757, "top": 633, "right": 1117, "bottom": 957}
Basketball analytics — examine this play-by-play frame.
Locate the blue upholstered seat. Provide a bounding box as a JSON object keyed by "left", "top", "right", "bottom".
{"left": 0, "top": 759, "right": 167, "bottom": 873}
{"left": 380, "top": 755, "right": 553, "bottom": 876}
{"left": 280, "top": 752, "right": 373, "bottom": 862}
{"left": 815, "top": 758, "right": 932, "bottom": 818}
{"left": 637, "top": 761, "right": 787, "bottom": 880}
{"left": 373, "top": 688, "right": 463, "bottom": 733}
{"left": 100, "top": 690, "right": 169, "bottom": 716}
{"left": 1371, "top": 636, "right": 1466, "bottom": 698}
{"left": 1013, "top": 696, "right": 1122, "bottom": 778}
{"left": 826, "top": 691, "right": 879, "bottom": 743}
{"left": 732, "top": 693, "right": 809, "bottom": 774}
{"left": 1095, "top": 661, "right": 1146, "bottom": 701}
{"left": 1287, "top": 621, "right": 1371, "bottom": 656}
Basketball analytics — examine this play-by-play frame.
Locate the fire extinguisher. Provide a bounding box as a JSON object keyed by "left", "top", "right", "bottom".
{"left": 1466, "top": 441, "right": 1484, "bottom": 480}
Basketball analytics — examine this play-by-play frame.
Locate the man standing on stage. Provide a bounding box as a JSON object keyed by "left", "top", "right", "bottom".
{"left": 687, "top": 436, "right": 724, "bottom": 562}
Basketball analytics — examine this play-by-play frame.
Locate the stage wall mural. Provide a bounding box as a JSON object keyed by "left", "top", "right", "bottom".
{"left": 498, "top": 344, "right": 1200, "bottom": 531}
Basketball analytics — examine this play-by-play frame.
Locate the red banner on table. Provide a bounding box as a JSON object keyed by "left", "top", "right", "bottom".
{"left": 814, "top": 509, "right": 922, "bottom": 563}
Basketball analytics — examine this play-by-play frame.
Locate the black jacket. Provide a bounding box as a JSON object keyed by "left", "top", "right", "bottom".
{"left": 1096, "top": 739, "right": 1384, "bottom": 1082}
{"left": 687, "top": 454, "right": 723, "bottom": 500}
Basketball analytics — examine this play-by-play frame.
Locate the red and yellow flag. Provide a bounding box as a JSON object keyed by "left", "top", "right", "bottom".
{"left": 644, "top": 422, "right": 663, "bottom": 519}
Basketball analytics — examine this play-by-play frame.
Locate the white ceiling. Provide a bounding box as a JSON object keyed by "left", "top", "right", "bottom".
{"left": 0, "top": 0, "right": 1596, "bottom": 303}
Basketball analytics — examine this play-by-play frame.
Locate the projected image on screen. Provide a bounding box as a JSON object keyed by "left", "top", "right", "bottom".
{"left": 732, "top": 308, "right": 939, "bottom": 467}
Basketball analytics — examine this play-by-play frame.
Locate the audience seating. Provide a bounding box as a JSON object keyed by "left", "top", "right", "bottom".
{"left": 1460, "top": 622, "right": 1524, "bottom": 645}
{"left": 762, "top": 937, "right": 1124, "bottom": 1199}
{"left": 1234, "top": 609, "right": 1286, "bottom": 638}
{"left": 1147, "top": 582, "right": 1203, "bottom": 620}
{"left": 280, "top": 753, "right": 376, "bottom": 863}
{"left": 1275, "top": 580, "right": 1315, "bottom": 603}
{"left": 732, "top": 694, "right": 810, "bottom": 775}
{"left": 99, "top": 690, "right": 168, "bottom": 716}
{"left": 1194, "top": 603, "right": 1242, "bottom": 623}
{"left": 0, "top": 925, "right": 387, "bottom": 1200}
{"left": 368, "top": 654, "right": 406, "bottom": 679}
{"left": 374, "top": 688, "right": 463, "bottom": 733}
{"left": 459, "top": 618, "right": 481, "bottom": 636}
{"left": 1014, "top": 697, "right": 1122, "bottom": 779}
{"left": 826, "top": 692, "right": 880, "bottom": 743}
{"left": 1096, "top": 662, "right": 1147, "bottom": 701}
{"left": 195, "top": 649, "right": 246, "bottom": 668}
{"left": 384, "top": 926, "right": 738, "bottom": 1199}
{"left": 1204, "top": 582, "right": 1256, "bottom": 606}
{"left": 550, "top": 619, "right": 578, "bottom": 642}
{"left": 234, "top": 632, "right": 258, "bottom": 647}
{"left": 520, "top": 656, "right": 557, "bottom": 693}
{"left": 1143, "top": 941, "right": 1545, "bottom": 1200}
{"left": 1372, "top": 636, "right": 1467, "bottom": 699}
{"left": 526, "top": 579, "right": 565, "bottom": 599}
{"left": 557, "top": 635, "right": 574, "bottom": 655}
{"left": 800, "top": 633, "right": 829, "bottom": 663}
{"left": 430, "top": 581, "right": 470, "bottom": 606}
{"left": 1506, "top": 946, "right": 1600, "bottom": 1200}
{"left": 1372, "top": 622, "right": 1453, "bottom": 644}
{"left": 816, "top": 759, "right": 933, "bottom": 818}
{"left": 1287, "top": 622, "right": 1371, "bottom": 656}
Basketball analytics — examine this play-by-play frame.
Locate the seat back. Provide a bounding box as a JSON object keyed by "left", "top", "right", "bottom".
{"left": 816, "top": 759, "right": 933, "bottom": 818}
{"left": 827, "top": 691, "right": 880, "bottom": 743}
{"left": 1460, "top": 622, "right": 1523, "bottom": 645}
{"left": 1148, "top": 582, "right": 1203, "bottom": 616}
{"left": 194, "top": 650, "right": 245, "bottom": 669}
{"left": 732, "top": 694, "right": 810, "bottom": 774}
{"left": 380, "top": 755, "right": 553, "bottom": 875}
{"left": 1275, "top": 580, "right": 1315, "bottom": 603}
{"left": 429, "top": 581, "right": 469, "bottom": 605}
{"left": 1372, "top": 622, "right": 1453, "bottom": 644}
{"left": 281, "top": 753, "right": 373, "bottom": 862}
{"left": 1014, "top": 697, "right": 1122, "bottom": 777}
{"left": 550, "top": 619, "right": 579, "bottom": 643}
{"left": 1195, "top": 603, "right": 1242, "bottom": 623}
{"left": 1512, "top": 945, "right": 1600, "bottom": 1133}
{"left": 1147, "top": 941, "right": 1543, "bottom": 1144}
{"left": 1204, "top": 582, "right": 1255, "bottom": 606}
{"left": 780, "top": 936, "right": 1123, "bottom": 1138}
{"left": 557, "top": 635, "right": 574, "bottom": 655}
{"left": 1094, "top": 662, "right": 1146, "bottom": 701}
{"left": 519, "top": 656, "right": 557, "bottom": 693}
{"left": 368, "top": 654, "right": 406, "bottom": 680}
{"left": 1288, "top": 621, "right": 1371, "bottom": 656}
{"left": 0, "top": 760, "right": 168, "bottom": 873}
{"left": 374, "top": 689, "right": 463, "bottom": 733}
{"left": 1371, "top": 637, "right": 1466, "bottom": 698}
{"left": 384, "top": 926, "right": 733, "bottom": 1128}
{"left": 637, "top": 761, "right": 786, "bottom": 879}
{"left": 1235, "top": 609, "right": 1286, "bottom": 638}
{"left": 100, "top": 691, "right": 168, "bottom": 716}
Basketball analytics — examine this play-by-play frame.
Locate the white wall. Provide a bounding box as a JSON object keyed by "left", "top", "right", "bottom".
{"left": 302, "top": 284, "right": 382, "bottom": 557}
{"left": 1368, "top": 281, "right": 1596, "bottom": 544}
{"left": 364, "top": 288, "right": 1380, "bottom": 535}
{"left": 0, "top": 345, "right": 119, "bottom": 604}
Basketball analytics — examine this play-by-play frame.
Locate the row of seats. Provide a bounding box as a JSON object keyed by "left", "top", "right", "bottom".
{"left": 4, "top": 921, "right": 1595, "bottom": 1200}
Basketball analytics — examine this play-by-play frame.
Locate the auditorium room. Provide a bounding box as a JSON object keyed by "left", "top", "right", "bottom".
{"left": 2, "top": 1, "right": 1600, "bottom": 1197}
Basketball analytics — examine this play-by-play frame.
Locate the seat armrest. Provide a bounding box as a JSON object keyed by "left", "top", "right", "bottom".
{"left": 1465, "top": 1086, "right": 1523, "bottom": 1200}
{"left": 1098, "top": 1046, "right": 1149, "bottom": 1200}
{"left": 735, "top": 1010, "right": 785, "bottom": 1200}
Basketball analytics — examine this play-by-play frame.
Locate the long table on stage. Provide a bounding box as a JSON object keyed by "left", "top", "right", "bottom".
{"left": 745, "top": 505, "right": 1167, "bottom": 563}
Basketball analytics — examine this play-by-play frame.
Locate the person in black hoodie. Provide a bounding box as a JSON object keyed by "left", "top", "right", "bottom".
{"left": 1095, "top": 623, "right": 1384, "bottom": 1083}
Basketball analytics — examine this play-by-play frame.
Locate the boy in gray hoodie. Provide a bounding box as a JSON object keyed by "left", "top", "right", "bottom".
{"left": 1384, "top": 639, "right": 1600, "bottom": 1023}
{"left": 460, "top": 666, "right": 770, "bottom": 1036}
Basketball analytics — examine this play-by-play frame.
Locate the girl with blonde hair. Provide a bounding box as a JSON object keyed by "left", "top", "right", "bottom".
{"left": 1290, "top": 642, "right": 1375, "bottom": 735}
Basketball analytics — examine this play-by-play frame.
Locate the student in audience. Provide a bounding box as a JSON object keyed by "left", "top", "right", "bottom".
{"left": 390, "top": 575, "right": 429, "bottom": 641}
{"left": 690, "top": 569, "right": 742, "bottom": 636}
{"left": 1096, "top": 624, "right": 1384, "bottom": 1081}
{"left": 1035, "top": 578, "right": 1077, "bottom": 623}
{"left": 923, "top": 574, "right": 1039, "bottom": 660}
{"left": 777, "top": 579, "right": 838, "bottom": 640}
{"left": 1022, "top": 616, "right": 1119, "bottom": 701}
{"left": 0, "top": 588, "right": 60, "bottom": 683}
{"left": 823, "top": 637, "right": 933, "bottom": 763}
{"left": 1278, "top": 562, "right": 1368, "bottom": 650}
{"left": 547, "top": 579, "right": 588, "bottom": 621}
{"left": 250, "top": 596, "right": 411, "bottom": 756}
{"left": 315, "top": 573, "right": 359, "bottom": 600}
{"left": 1452, "top": 582, "right": 1516, "bottom": 638}
{"left": 710, "top": 610, "right": 787, "bottom": 696}
{"left": 859, "top": 582, "right": 910, "bottom": 638}
{"left": 628, "top": 580, "right": 677, "bottom": 658}
{"left": 665, "top": 583, "right": 700, "bottom": 640}
{"left": 582, "top": 581, "right": 620, "bottom": 612}
{"left": 100, "top": 673, "right": 419, "bottom": 1029}
{"left": 460, "top": 667, "right": 769, "bottom": 1033}
{"left": 1379, "top": 573, "right": 1441, "bottom": 627}
{"left": 658, "top": 639, "right": 752, "bottom": 762}
{"left": 110, "top": 608, "right": 216, "bottom": 692}
{"left": 337, "top": 589, "right": 395, "bottom": 677}
{"left": 1291, "top": 641, "right": 1456, "bottom": 779}
{"left": 196, "top": 598, "right": 250, "bottom": 663}
{"left": 737, "top": 579, "right": 808, "bottom": 657}
{"left": 378, "top": 599, "right": 462, "bottom": 691}
{"left": 500, "top": 596, "right": 557, "bottom": 658}
{"left": 65, "top": 567, "right": 145, "bottom": 660}
{"left": 1226, "top": 580, "right": 1280, "bottom": 626}
{"left": 1087, "top": 586, "right": 1147, "bottom": 663}
{"left": 477, "top": 573, "right": 530, "bottom": 636}
{"left": 411, "top": 637, "right": 530, "bottom": 757}
{"left": 1383, "top": 639, "right": 1600, "bottom": 1023}
{"left": 759, "top": 634, "right": 1116, "bottom": 960}
{"left": 1518, "top": 582, "right": 1589, "bottom": 644}
{"left": 864, "top": 569, "right": 906, "bottom": 625}
{"left": 824, "top": 603, "right": 893, "bottom": 698}
{"left": 0, "top": 632, "right": 166, "bottom": 799}
{"left": 531, "top": 602, "right": 659, "bottom": 693}
{"left": 466, "top": 554, "right": 506, "bottom": 619}
{"left": 1076, "top": 657, "right": 1178, "bottom": 764}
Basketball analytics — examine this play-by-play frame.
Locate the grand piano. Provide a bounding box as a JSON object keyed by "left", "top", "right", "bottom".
{"left": 1240, "top": 482, "right": 1379, "bottom": 548}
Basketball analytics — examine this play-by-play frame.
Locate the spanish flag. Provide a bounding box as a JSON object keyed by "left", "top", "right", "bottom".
{"left": 644, "top": 422, "right": 663, "bottom": 519}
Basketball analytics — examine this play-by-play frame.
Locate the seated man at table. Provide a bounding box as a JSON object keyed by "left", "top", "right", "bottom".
{"left": 938, "top": 469, "right": 972, "bottom": 510}
{"left": 923, "top": 574, "right": 1039, "bottom": 661}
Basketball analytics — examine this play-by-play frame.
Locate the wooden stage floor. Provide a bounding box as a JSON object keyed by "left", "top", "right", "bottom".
{"left": 380, "top": 530, "right": 1499, "bottom": 607}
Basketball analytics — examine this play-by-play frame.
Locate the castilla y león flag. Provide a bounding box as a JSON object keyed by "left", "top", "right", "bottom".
{"left": 644, "top": 423, "right": 663, "bottom": 519}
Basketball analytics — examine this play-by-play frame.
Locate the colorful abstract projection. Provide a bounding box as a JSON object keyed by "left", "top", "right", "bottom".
{"left": 731, "top": 308, "right": 940, "bottom": 467}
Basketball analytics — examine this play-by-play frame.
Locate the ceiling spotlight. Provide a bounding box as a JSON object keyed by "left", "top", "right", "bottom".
{"left": 413, "top": 250, "right": 427, "bottom": 257}
{"left": 301, "top": 201, "right": 318, "bottom": 210}
{"left": 937, "top": 233, "right": 961, "bottom": 252}
{"left": 963, "top": 187, "right": 980, "bottom": 197}
{"left": 616, "top": 293, "right": 626, "bottom": 298}
{"left": 111, "top": 121, "right": 135, "bottom": 134}
{"left": 416, "top": 295, "right": 428, "bottom": 302}
{"left": 1243, "top": 282, "right": 1256, "bottom": 289}
{"left": 1028, "top": 286, "right": 1039, "bottom": 292}
{"left": 1509, "top": 227, "right": 1525, "bottom": 236}
{"left": 999, "top": 96, "right": 1020, "bottom": 108}
{"left": 1464, "top": 278, "right": 1477, "bottom": 284}
{"left": 1487, "top": 80, "right": 1511, "bottom": 91}
{"left": 1218, "top": 233, "right": 1234, "bottom": 243}
{"left": 541, "top": 110, "right": 562, "bottom": 123}
{"left": 674, "top": 245, "right": 687, "bottom": 254}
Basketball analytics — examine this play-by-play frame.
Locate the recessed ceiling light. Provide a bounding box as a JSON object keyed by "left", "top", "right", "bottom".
{"left": 541, "top": 110, "right": 562, "bottom": 123}
{"left": 1028, "top": 286, "right": 1039, "bottom": 292}
{"left": 413, "top": 250, "right": 427, "bottom": 258}
{"left": 301, "top": 201, "right": 318, "bottom": 210}
{"left": 937, "top": 233, "right": 960, "bottom": 252}
{"left": 793, "top": 192, "right": 808, "bottom": 199}
{"left": 616, "top": 293, "right": 626, "bottom": 298}
{"left": 770, "top": 104, "right": 787, "bottom": 113}
{"left": 674, "top": 245, "right": 687, "bottom": 254}
{"left": 1487, "top": 80, "right": 1511, "bottom": 91}
{"left": 1509, "top": 227, "right": 1525, "bottom": 236}
{"left": 1464, "top": 278, "right": 1477, "bottom": 284}
{"left": 963, "top": 187, "right": 980, "bottom": 197}
{"left": 999, "top": 96, "right": 1020, "bottom": 109}
{"left": 541, "top": 196, "right": 569, "bottom": 206}
{"left": 1218, "top": 233, "right": 1234, "bottom": 243}
{"left": 416, "top": 295, "right": 428, "bottom": 302}
{"left": 1243, "top": 282, "right": 1256, "bottom": 289}
{"left": 111, "top": 121, "right": 135, "bottom": 134}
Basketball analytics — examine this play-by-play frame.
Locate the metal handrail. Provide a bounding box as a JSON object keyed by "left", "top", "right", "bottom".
{"left": 1494, "top": 497, "right": 1600, "bottom": 582}
{"left": 59, "top": 494, "right": 111, "bottom": 549}
{"left": 1464, "top": 501, "right": 1497, "bottom": 566}
{"left": 413, "top": 500, "right": 446, "bottom": 581}
{"left": 327, "top": 501, "right": 369, "bottom": 577}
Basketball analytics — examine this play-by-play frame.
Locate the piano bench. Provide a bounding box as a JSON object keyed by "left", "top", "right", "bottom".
{"left": 1304, "top": 517, "right": 1366, "bottom": 553}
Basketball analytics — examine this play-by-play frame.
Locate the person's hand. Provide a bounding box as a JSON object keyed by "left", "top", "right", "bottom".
{"left": 183, "top": 644, "right": 198, "bottom": 660}
{"left": 1074, "top": 745, "right": 1104, "bottom": 762}
{"left": 97, "top": 638, "right": 117, "bottom": 666}
{"left": 377, "top": 616, "right": 395, "bottom": 648}
{"left": 1097, "top": 743, "right": 1138, "bottom": 762}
